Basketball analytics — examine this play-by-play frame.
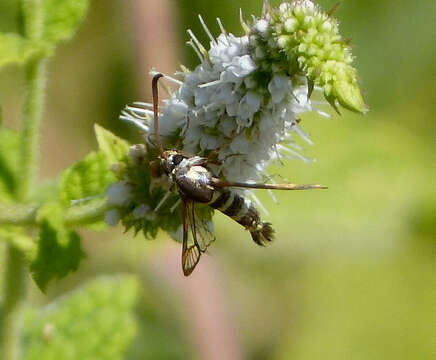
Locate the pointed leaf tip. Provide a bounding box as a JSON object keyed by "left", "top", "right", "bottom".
{"left": 94, "top": 124, "right": 130, "bottom": 163}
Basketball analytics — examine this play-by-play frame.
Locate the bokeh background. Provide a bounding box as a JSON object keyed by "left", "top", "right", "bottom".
{"left": 1, "top": 0, "right": 435, "bottom": 359}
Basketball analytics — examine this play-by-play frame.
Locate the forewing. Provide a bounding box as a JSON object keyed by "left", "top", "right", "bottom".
{"left": 211, "top": 177, "right": 327, "bottom": 190}
{"left": 182, "top": 243, "right": 201, "bottom": 276}
{"left": 181, "top": 199, "right": 201, "bottom": 276}
{"left": 187, "top": 202, "right": 215, "bottom": 252}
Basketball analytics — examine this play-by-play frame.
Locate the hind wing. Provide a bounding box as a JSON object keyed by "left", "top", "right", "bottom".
{"left": 187, "top": 202, "right": 215, "bottom": 252}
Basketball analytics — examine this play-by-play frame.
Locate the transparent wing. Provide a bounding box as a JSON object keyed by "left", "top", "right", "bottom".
{"left": 181, "top": 199, "right": 201, "bottom": 276}
{"left": 187, "top": 202, "right": 216, "bottom": 253}
{"left": 210, "top": 178, "right": 327, "bottom": 190}
{"left": 181, "top": 200, "right": 216, "bottom": 276}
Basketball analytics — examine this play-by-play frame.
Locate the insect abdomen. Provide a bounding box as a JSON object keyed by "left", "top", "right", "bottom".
{"left": 208, "top": 190, "right": 274, "bottom": 245}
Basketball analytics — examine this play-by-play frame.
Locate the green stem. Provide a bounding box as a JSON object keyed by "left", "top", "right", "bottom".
{"left": 18, "top": 0, "right": 47, "bottom": 201}
{"left": 0, "top": 203, "right": 38, "bottom": 226}
{"left": 0, "top": 199, "right": 113, "bottom": 227}
{"left": 1, "top": 1, "right": 46, "bottom": 359}
{"left": 0, "top": 246, "right": 27, "bottom": 360}
{"left": 17, "top": 57, "right": 47, "bottom": 201}
{"left": 63, "top": 199, "right": 113, "bottom": 227}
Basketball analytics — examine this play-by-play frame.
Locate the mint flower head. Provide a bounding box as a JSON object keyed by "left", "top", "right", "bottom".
{"left": 113, "top": 0, "right": 367, "bottom": 235}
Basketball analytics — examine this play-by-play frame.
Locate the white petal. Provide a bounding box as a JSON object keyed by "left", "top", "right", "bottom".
{"left": 268, "top": 75, "right": 292, "bottom": 103}
{"left": 105, "top": 209, "right": 121, "bottom": 226}
{"left": 106, "top": 181, "right": 132, "bottom": 206}
{"left": 255, "top": 19, "right": 269, "bottom": 33}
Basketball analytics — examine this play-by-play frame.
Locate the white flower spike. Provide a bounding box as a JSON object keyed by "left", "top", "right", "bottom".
{"left": 122, "top": 1, "right": 365, "bottom": 186}
{"left": 109, "top": 1, "right": 366, "bottom": 239}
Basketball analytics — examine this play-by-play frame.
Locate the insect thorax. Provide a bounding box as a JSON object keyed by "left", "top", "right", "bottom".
{"left": 163, "top": 154, "right": 215, "bottom": 203}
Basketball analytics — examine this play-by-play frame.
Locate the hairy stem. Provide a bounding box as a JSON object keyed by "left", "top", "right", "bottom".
{"left": 0, "top": 199, "right": 113, "bottom": 228}
{"left": 17, "top": 58, "right": 47, "bottom": 201}
{"left": 1, "top": 1, "right": 46, "bottom": 359}
{"left": 0, "top": 246, "right": 27, "bottom": 360}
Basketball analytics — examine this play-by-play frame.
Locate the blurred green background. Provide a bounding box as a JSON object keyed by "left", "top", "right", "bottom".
{"left": 1, "top": 0, "right": 435, "bottom": 359}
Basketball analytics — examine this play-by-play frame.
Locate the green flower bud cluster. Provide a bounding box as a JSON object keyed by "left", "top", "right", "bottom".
{"left": 107, "top": 144, "right": 212, "bottom": 241}
{"left": 108, "top": 145, "right": 181, "bottom": 238}
{"left": 250, "top": 0, "right": 367, "bottom": 113}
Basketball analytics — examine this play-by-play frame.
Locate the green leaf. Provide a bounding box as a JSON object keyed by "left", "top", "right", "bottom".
{"left": 0, "top": 33, "right": 43, "bottom": 68}
{"left": 42, "top": 0, "right": 89, "bottom": 45}
{"left": 31, "top": 179, "right": 60, "bottom": 204}
{"left": 30, "top": 203, "right": 85, "bottom": 292}
{"left": 23, "top": 275, "right": 139, "bottom": 360}
{"left": 94, "top": 124, "right": 130, "bottom": 164}
{"left": 59, "top": 151, "right": 115, "bottom": 206}
{"left": 0, "top": 127, "right": 20, "bottom": 201}
{"left": 0, "top": 226, "right": 35, "bottom": 254}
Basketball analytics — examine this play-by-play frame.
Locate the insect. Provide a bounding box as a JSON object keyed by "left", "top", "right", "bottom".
{"left": 150, "top": 73, "right": 326, "bottom": 276}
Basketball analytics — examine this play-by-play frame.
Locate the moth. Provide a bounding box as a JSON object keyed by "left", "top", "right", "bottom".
{"left": 150, "top": 73, "right": 326, "bottom": 276}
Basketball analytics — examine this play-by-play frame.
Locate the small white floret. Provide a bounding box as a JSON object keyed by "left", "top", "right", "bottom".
{"left": 106, "top": 181, "right": 132, "bottom": 206}
{"left": 105, "top": 209, "right": 121, "bottom": 226}
{"left": 268, "top": 75, "right": 292, "bottom": 103}
{"left": 255, "top": 19, "right": 269, "bottom": 33}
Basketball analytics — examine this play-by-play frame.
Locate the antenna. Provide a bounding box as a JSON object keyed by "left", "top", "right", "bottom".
{"left": 152, "top": 73, "right": 165, "bottom": 157}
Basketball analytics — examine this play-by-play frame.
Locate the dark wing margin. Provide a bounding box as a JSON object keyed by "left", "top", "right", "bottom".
{"left": 181, "top": 199, "right": 201, "bottom": 276}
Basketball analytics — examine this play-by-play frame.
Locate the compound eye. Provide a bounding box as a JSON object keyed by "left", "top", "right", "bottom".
{"left": 172, "top": 154, "right": 184, "bottom": 166}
